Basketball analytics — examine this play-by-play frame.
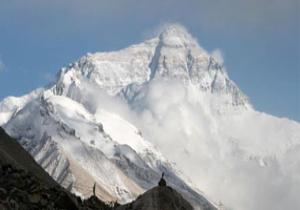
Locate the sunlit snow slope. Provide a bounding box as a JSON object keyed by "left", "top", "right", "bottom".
{"left": 1, "top": 24, "right": 299, "bottom": 210}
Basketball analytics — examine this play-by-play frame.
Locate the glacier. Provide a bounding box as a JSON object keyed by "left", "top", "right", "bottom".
{"left": 0, "top": 24, "right": 299, "bottom": 210}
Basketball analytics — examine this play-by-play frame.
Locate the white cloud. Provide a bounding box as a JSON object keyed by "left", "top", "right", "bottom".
{"left": 211, "top": 49, "right": 224, "bottom": 65}
{"left": 141, "top": 22, "right": 183, "bottom": 39}
{"left": 131, "top": 80, "right": 300, "bottom": 210}
{"left": 79, "top": 77, "right": 300, "bottom": 210}
{"left": 67, "top": 74, "right": 299, "bottom": 210}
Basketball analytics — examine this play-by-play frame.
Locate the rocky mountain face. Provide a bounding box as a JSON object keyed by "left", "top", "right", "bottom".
{"left": 0, "top": 24, "right": 299, "bottom": 210}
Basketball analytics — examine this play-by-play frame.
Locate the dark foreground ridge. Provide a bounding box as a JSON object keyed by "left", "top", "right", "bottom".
{"left": 0, "top": 163, "right": 115, "bottom": 210}
{"left": 117, "top": 186, "right": 194, "bottom": 210}
{"left": 0, "top": 127, "right": 195, "bottom": 210}
{"left": 117, "top": 173, "right": 193, "bottom": 210}
{"left": 0, "top": 127, "right": 114, "bottom": 210}
{"left": 0, "top": 127, "right": 57, "bottom": 188}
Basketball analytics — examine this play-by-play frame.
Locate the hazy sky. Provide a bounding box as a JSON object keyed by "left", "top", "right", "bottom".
{"left": 0, "top": 0, "right": 299, "bottom": 121}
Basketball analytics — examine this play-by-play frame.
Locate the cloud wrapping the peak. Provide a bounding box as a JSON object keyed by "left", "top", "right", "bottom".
{"left": 132, "top": 80, "right": 300, "bottom": 210}
{"left": 0, "top": 0, "right": 298, "bottom": 208}
{"left": 211, "top": 49, "right": 224, "bottom": 65}
{"left": 70, "top": 76, "right": 300, "bottom": 210}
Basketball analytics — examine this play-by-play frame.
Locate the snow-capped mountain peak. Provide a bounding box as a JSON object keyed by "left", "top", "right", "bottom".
{"left": 51, "top": 24, "right": 249, "bottom": 112}
{"left": 1, "top": 24, "right": 298, "bottom": 210}
{"left": 158, "top": 24, "right": 198, "bottom": 48}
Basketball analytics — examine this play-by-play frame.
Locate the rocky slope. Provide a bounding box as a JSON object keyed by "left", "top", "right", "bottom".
{"left": 0, "top": 127, "right": 114, "bottom": 210}
{"left": 0, "top": 127, "right": 57, "bottom": 188}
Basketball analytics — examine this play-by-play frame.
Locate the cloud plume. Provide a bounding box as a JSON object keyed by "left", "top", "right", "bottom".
{"left": 73, "top": 77, "right": 300, "bottom": 210}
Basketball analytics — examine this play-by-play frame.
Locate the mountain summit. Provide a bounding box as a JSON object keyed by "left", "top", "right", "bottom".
{"left": 158, "top": 24, "right": 197, "bottom": 47}
{"left": 0, "top": 24, "right": 299, "bottom": 210}
{"left": 51, "top": 24, "right": 249, "bottom": 111}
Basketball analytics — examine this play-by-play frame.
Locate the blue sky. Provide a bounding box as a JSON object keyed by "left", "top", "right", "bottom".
{"left": 0, "top": 0, "right": 299, "bottom": 121}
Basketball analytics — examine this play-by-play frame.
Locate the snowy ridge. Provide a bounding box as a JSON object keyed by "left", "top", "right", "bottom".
{"left": 3, "top": 89, "right": 216, "bottom": 208}
{"left": 1, "top": 24, "right": 299, "bottom": 210}
{"left": 0, "top": 88, "right": 42, "bottom": 125}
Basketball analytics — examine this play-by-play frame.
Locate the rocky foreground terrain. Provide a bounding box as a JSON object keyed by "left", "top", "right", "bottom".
{"left": 0, "top": 127, "right": 115, "bottom": 210}
{"left": 0, "top": 163, "right": 193, "bottom": 210}
{"left": 0, "top": 164, "right": 115, "bottom": 210}
{"left": 0, "top": 127, "right": 195, "bottom": 210}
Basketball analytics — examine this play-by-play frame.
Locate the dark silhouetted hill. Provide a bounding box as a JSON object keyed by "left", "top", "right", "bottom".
{"left": 117, "top": 186, "right": 194, "bottom": 210}
{"left": 0, "top": 127, "right": 114, "bottom": 210}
